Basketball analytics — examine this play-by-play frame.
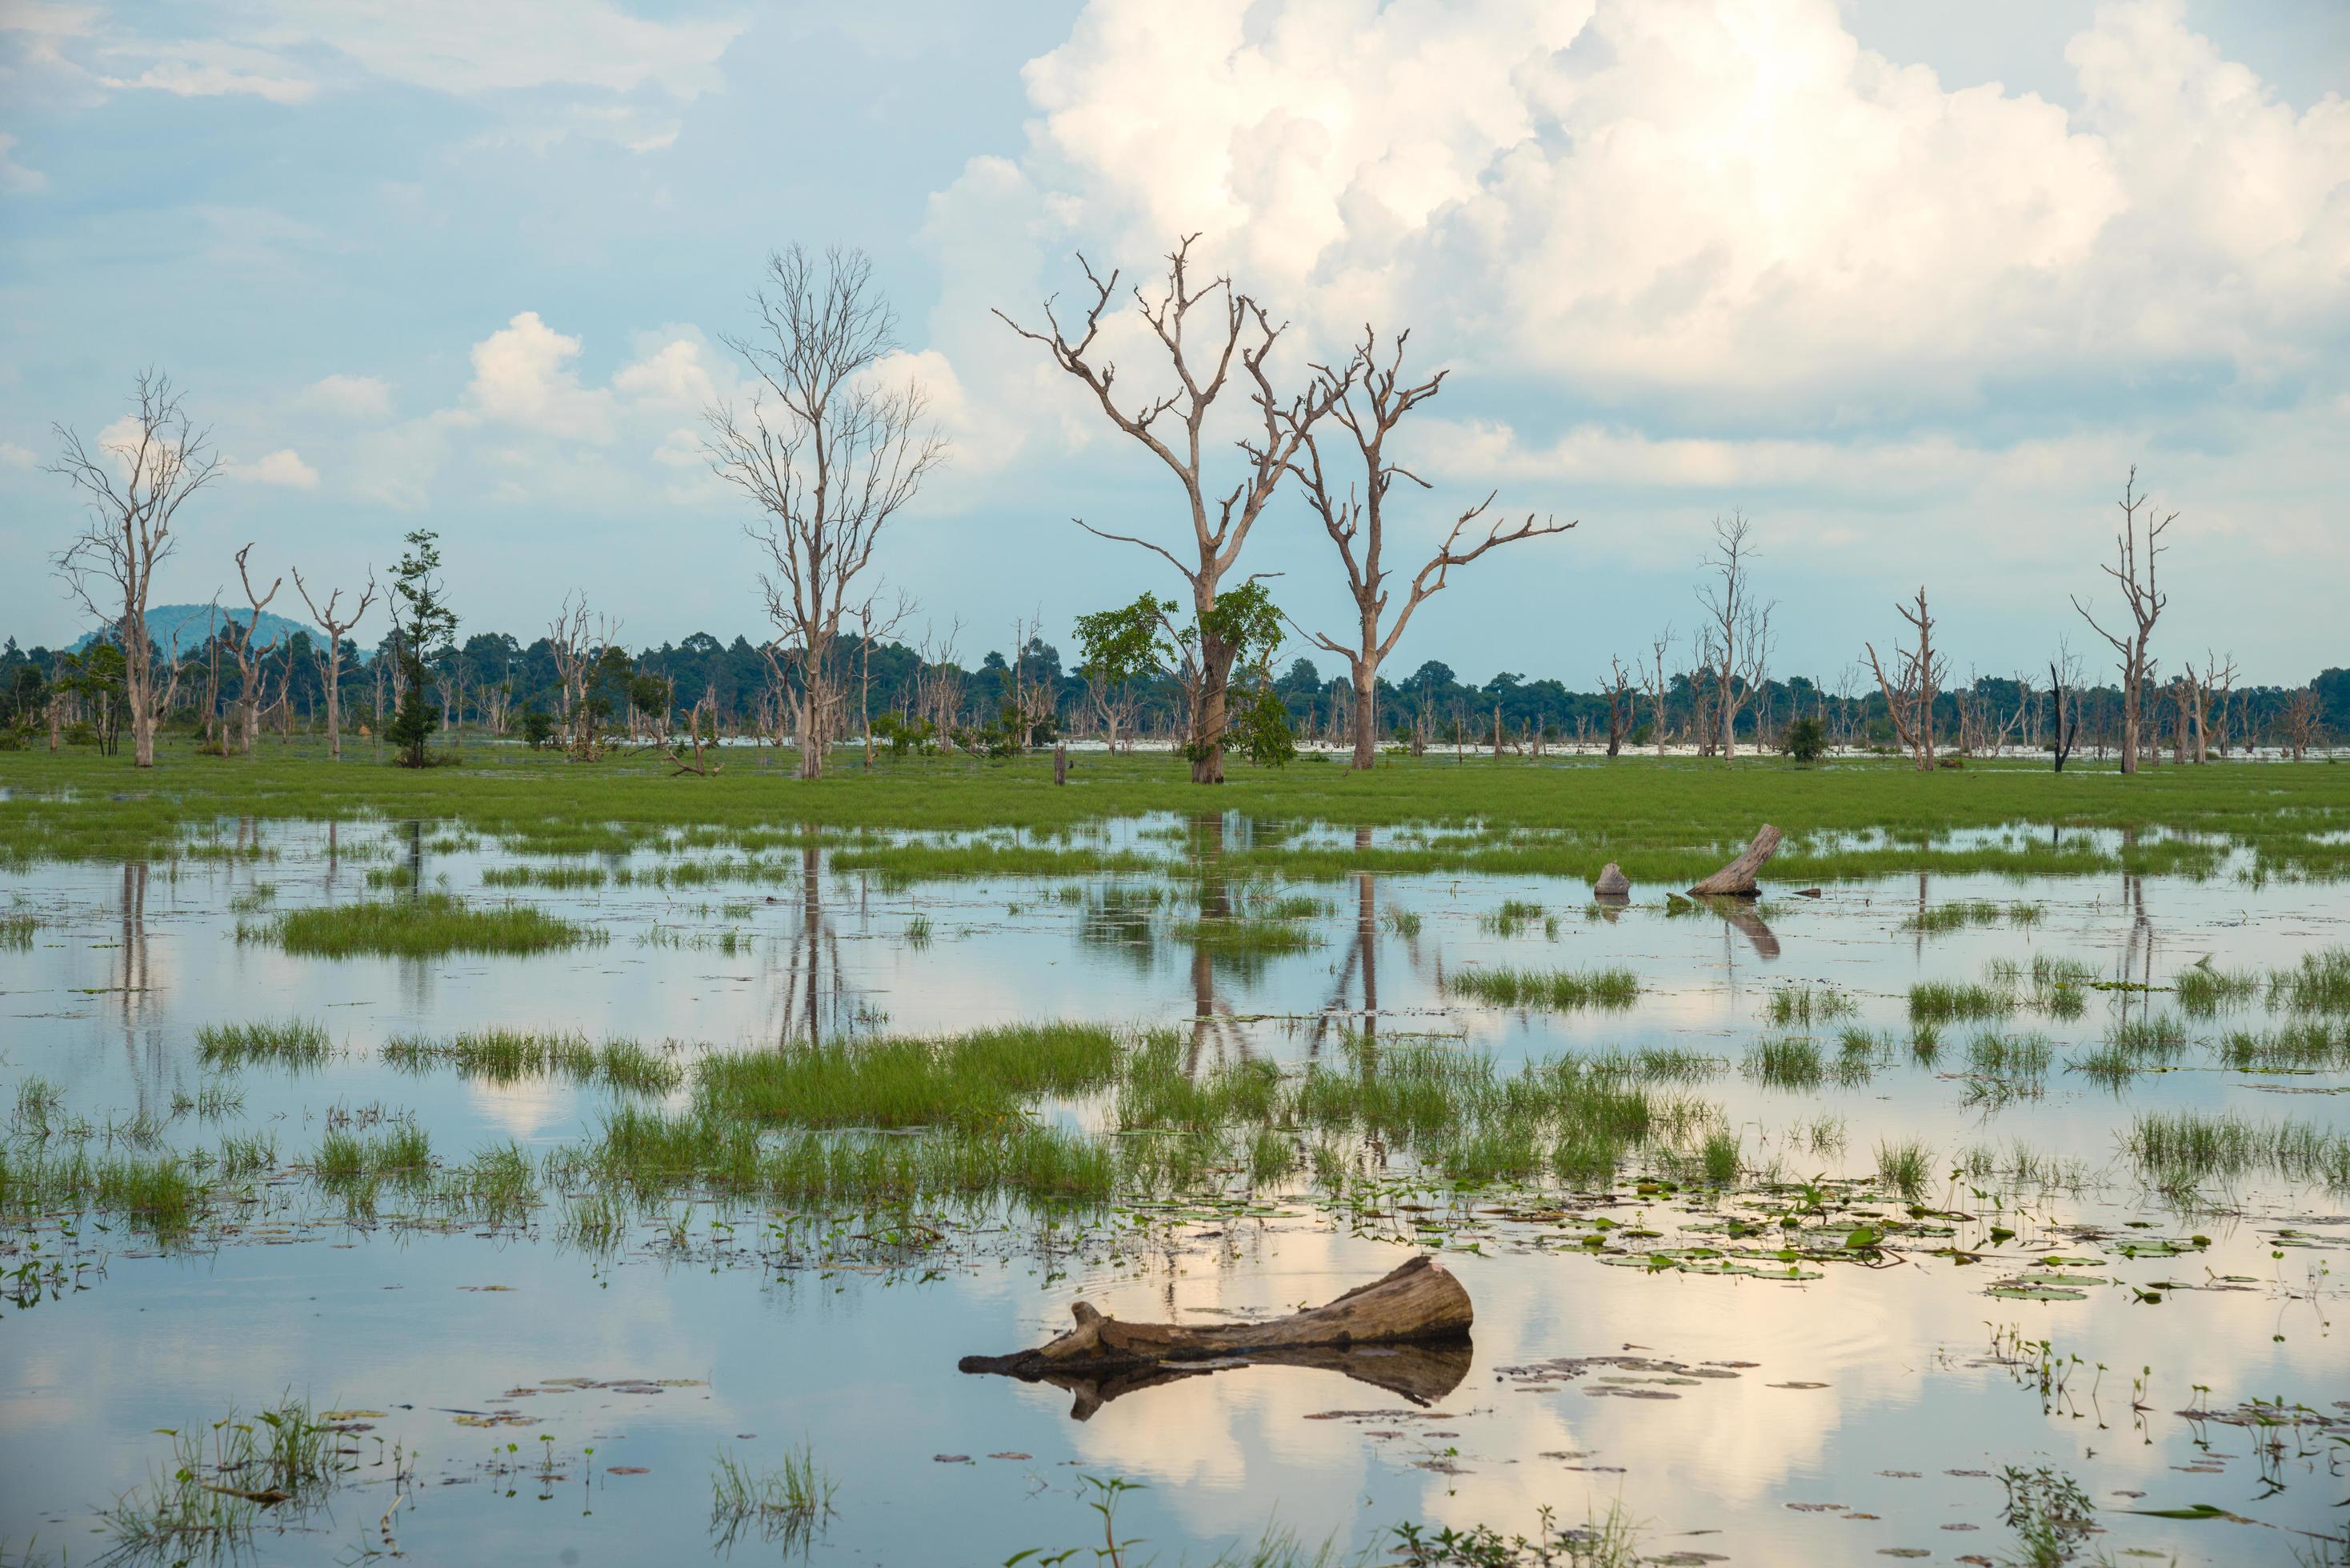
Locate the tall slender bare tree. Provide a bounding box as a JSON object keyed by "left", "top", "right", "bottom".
{"left": 998, "top": 236, "right": 1342, "bottom": 782}
{"left": 1865, "top": 586, "right": 1946, "bottom": 770}
{"left": 1283, "top": 328, "right": 1572, "bottom": 770}
{"left": 2072, "top": 466, "right": 2172, "bottom": 775}
{"left": 706, "top": 246, "right": 946, "bottom": 779}
{"left": 293, "top": 566, "right": 377, "bottom": 761}
{"left": 49, "top": 370, "right": 222, "bottom": 767}
{"left": 1696, "top": 513, "right": 1772, "bottom": 759}
{"left": 222, "top": 544, "right": 282, "bottom": 754}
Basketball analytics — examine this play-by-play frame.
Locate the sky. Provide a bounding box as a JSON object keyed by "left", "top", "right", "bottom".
{"left": 2, "top": 0, "right": 2346, "bottom": 688}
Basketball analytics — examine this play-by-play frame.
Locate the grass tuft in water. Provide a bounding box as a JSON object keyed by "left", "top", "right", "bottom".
{"left": 258, "top": 893, "right": 602, "bottom": 958}
{"left": 196, "top": 1018, "right": 333, "bottom": 1070}
{"left": 1445, "top": 966, "right": 1639, "bottom": 1010}
{"left": 1875, "top": 1138, "right": 1932, "bottom": 1201}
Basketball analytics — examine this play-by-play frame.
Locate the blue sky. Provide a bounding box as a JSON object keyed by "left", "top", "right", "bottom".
{"left": 3, "top": 0, "right": 2345, "bottom": 686}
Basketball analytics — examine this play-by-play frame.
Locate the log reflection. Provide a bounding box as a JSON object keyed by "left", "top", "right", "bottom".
{"left": 973, "top": 1337, "right": 1474, "bottom": 1422}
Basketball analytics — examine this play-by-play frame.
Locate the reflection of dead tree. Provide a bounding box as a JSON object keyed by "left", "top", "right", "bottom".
{"left": 775, "top": 845, "right": 851, "bottom": 1046}
{"left": 1311, "top": 842, "right": 1385, "bottom": 1061}
{"left": 2072, "top": 466, "right": 2172, "bottom": 776}
{"left": 1865, "top": 586, "right": 1946, "bottom": 770}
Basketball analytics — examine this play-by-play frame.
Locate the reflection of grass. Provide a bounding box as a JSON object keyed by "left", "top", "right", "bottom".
{"left": 1, "top": 911, "right": 40, "bottom": 948}
{"left": 1445, "top": 966, "right": 1638, "bottom": 1010}
{"left": 256, "top": 894, "right": 600, "bottom": 958}
{"left": 1767, "top": 982, "right": 1853, "bottom": 1026}
{"left": 102, "top": 1394, "right": 346, "bottom": 1559}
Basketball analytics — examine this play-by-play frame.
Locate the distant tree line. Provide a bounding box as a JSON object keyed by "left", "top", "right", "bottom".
{"left": 2, "top": 617, "right": 2340, "bottom": 764}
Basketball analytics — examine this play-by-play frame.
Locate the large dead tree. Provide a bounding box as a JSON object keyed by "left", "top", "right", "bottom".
{"left": 292, "top": 566, "right": 376, "bottom": 761}
{"left": 707, "top": 246, "right": 946, "bottom": 780}
{"left": 2072, "top": 466, "right": 2172, "bottom": 775}
{"left": 546, "top": 593, "right": 622, "bottom": 760}
{"left": 1643, "top": 627, "right": 1674, "bottom": 756}
{"left": 1864, "top": 586, "right": 1946, "bottom": 770}
{"left": 1696, "top": 513, "right": 1772, "bottom": 759}
{"left": 999, "top": 237, "right": 1342, "bottom": 782}
{"left": 48, "top": 370, "right": 222, "bottom": 767}
{"left": 1281, "top": 328, "right": 1571, "bottom": 770}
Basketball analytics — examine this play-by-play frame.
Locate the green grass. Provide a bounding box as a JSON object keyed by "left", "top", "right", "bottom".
{"left": 2270, "top": 947, "right": 2350, "bottom": 1014}
{"left": 699, "top": 1022, "right": 1122, "bottom": 1129}
{"left": 2126, "top": 1110, "right": 2350, "bottom": 1192}
{"left": 1745, "top": 1037, "right": 1823, "bottom": 1089}
{"left": 5, "top": 742, "right": 2345, "bottom": 886}
{"left": 1766, "top": 982, "right": 1854, "bottom": 1026}
{"left": 1875, "top": 1138, "right": 1933, "bottom": 1201}
{"left": 711, "top": 1444, "right": 835, "bottom": 1549}
{"left": 1444, "top": 966, "right": 1639, "bottom": 1010}
{"left": 1909, "top": 981, "right": 2014, "bottom": 1023}
{"left": 196, "top": 1018, "right": 333, "bottom": 1069}
{"left": 2217, "top": 1021, "right": 2350, "bottom": 1072}
{"left": 1171, "top": 915, "right": 1321, "bottom": 954}
{"left": 258, "top": 893, "right": 602, "bottom": 958}
{"left": 2174, "top": 961, "right": 2260, "bottom": 1014}
{"left": 0, "top": 911, "right": 36, "bottom": 949}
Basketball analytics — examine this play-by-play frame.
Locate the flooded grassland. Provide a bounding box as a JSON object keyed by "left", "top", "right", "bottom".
{"left": 2, "top": 765, "right": 2348, "bottom": 1566}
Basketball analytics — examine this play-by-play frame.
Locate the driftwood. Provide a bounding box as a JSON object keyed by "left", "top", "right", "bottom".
{"left": 1593, "top": 862, "right": 1631, "bottom": 898}
{"left": 981, "top": 1338, "right": 1472, "bottom": 1422}
{"left": 959, "top": 1256, "right": 1472, "bottom": 1403}
{"left": 1687, "top": 823, "right": 1781, "bottom": 897}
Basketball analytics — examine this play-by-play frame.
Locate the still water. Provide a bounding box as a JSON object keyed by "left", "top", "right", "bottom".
{"left": 2, "top": 816, "right": 2344, "bottom": 1564}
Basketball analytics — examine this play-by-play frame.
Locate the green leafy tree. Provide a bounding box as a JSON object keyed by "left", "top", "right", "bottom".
{"left": 1780, "top": 714, "right": 1827, "bottom": 763}
{"left": 385, "top": 530, "right": 457, "bottom": 768}
{"left": 518, "top": 707, "right": 558, "bottom": 749}
{"left": 1072, "top": 593, "right": 1175, "bottom": 755}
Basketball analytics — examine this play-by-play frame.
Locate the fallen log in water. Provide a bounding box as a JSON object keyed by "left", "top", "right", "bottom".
{"left": 958, "top": 1255, "right": 1473, "bottom": 1394}
{"left": 1687, "top": 823, "right": 1782, "bottom": 898}
{"left": 983, "top": 1338, "right": 1474, "bottom": 1422}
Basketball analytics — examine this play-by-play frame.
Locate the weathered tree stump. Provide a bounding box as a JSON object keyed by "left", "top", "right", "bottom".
{"left": 959, "top": 1255, "right": 1472, "bottom": 1387}
{"left": 1053, "top": 744, "right": 1068, "bottom": 785}
{"left": 1687, "top": 824, "right": 1781, "bottom": 898}
{"left": 1593, "top": 862, "right": 1631, "bottom": 898}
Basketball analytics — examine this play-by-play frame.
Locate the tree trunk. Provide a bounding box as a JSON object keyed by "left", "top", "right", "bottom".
{"left": 1687, "top": 824, "right": 1783, "bottom": 898}
{"left": 1349, "top": 662, "right": 1377, "bottom": 770}
{"left": 959, "top": 1255, "right": 1471, "bottom": 1383}
{"left": 323, "top": 654, "right": 342, "bottom": 760}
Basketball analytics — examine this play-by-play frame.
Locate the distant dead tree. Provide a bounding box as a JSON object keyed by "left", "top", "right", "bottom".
{"left": 914, "top": 619, "right": 967, "bottom": 746}
{"left": 292, "top": 566, "right": 377, "bottom": 760}
{"left": 49, "top": 370, "right": 222, "bottom": 767}
{"left": 2072, "top": 466, "right": 2172, "bottom": 775}
{"left": 1643, "top": 626, "right": 1674, "bottom": 757}
{"left": 2047, "top": 646, "right": 2084, "bottom": 772}
{"left": 1280, "top": 327, "right": 1572, "bottom": 770}
{"left": 998, "top": 235, "right": 1342, "bottom": 782}
{"left": 546, "top": 593, "right": 620, "bottom": 760}
{"left": 2281, "top": 686, "right": 2321, "bottom": 761}
{"left": 852, "top": 587, "right": 917, "bottom": 768}
{"left": 220, "top": 544, "right": 283, "bottom": 755}
{"left": 1865, "top": 586, "right": 1947, "bottom": 771}
{"left": 2196, "top": 651, "right": 2239, "bottom": 758}
{"left": 1603, "top": 657, "right": 1635, "bottom": 758}
{"left": 707, "top": 245, "right": 946, "bottom": 779}
{"left": 1695, "top": 513, "right": 1773, "bottom": 759}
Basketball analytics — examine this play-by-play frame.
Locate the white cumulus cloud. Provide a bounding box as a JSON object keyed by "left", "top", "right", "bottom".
{"left": 232, "top": 448, "right": 320, "bottom": 487}
{"left": 460, "top": 311, "right": 615, "bottom": 443}
{"left": 299, "top": 374, "right": 394, "bottom": 420}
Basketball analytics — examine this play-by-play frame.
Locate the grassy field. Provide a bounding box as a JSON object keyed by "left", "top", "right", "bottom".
{"left": 1, "top": 738, "right": 2342, "bottom": 882}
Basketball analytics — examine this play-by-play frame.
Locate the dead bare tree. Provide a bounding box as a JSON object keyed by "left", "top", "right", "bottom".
{"left": 998, "top": 236, "right": 1341, "bottom": 782}
{"left": 2280, "top": 687, "right": 2320, "bottom": 761}
{"left": 48, "top": 370, "right": 222, "bottom": 767}
{"left": 218, "top": 544, "right": 284, "bottom": 755}
{"left": 706, "top": 246, "right": 946, "bottom": 779}
{"left": 914, "top": 619, "right": 966, "bottom": 748}
{"left": 671, "top": 686, "right": 726, "bottom": 778}
{"left": 546, "top": 593, "right": 620, "bottom": 760}
{"left": 1603, "top": 657, "right": 1635, "bottom": 758}
{"left": 2072, "top": 466, "right": 2172, "bottom": 775}
{"left": 292, "top": 566, "right": 377, "bottom": 761}
{"left": 853, "top": 587, "right": 916, "bottom": 768}
{"left": 1864, "top": 586, "right": 1947, "bottom": 771}
{"left": 1280, "top": 327, "right": 1572, "bottom": 770}
{"left": 1695, "top": 513, "right": 1772, "bottom": 759}
{"left": 2196, "top": 651, "right": 2239, "bottom": 758}
{"left": 1643, "top": 627, "right": 1674, "bottom": 758}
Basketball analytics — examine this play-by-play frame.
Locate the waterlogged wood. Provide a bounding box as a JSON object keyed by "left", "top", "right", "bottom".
{"left": 958, "top": 1255, "right": 1472, "bottom": 1386}
{"left": 1594, "top": 862, "right": 1631, "bottom": 898}
{"left": 998, "top": 1338, "right": 1473, "bottom": 1422}
{"left": 1687, "top": 824, "right": 1781, "bottom": 898}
